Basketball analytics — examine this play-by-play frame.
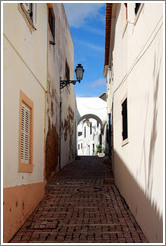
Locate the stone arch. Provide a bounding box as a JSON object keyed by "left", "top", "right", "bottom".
{"left": 77, "top": 113, "right": 103, "bottom": 126}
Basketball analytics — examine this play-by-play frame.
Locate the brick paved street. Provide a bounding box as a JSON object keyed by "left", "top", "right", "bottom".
{"left": 10, "top": 156, "right": 148, "bottom": 243}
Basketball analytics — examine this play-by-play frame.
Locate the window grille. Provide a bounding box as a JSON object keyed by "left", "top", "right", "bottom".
{"left": 122, "top": 98, "right": 128, "bottom": 140}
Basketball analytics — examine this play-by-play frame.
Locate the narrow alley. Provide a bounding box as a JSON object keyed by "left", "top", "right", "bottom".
{"left": 10, "top": 156, "right": 148, "bottom": 244}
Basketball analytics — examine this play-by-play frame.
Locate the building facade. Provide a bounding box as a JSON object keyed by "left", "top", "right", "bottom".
{"left": 3, "top": 3, "right": 76, "bottom": 242}
{"left": 104, "top": 3, "right": 164, "bottom": 243}
{"left": 77, "top": 118, "right": 102, "bottom": 156}
{"left": 76, "top": 97, "right": 107, "bottom": 156}
{"left": 46, "top": 3, "right": 76, "bottom": 181}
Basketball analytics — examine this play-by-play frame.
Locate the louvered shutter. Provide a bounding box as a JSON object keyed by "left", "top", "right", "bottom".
{"left": 21, "top": 102, "right": 30, "bottom": 164}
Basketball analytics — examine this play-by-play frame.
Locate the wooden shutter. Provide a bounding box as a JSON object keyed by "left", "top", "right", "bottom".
{"left": 21, "top": 102, "right": 31, "bottom": 164}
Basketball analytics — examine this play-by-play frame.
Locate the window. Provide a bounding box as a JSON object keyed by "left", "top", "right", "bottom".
{"left": 19, "top": 91, "right": 33, "bottom": 172}
{"left": 48, "top": 7, "right": 55, "bottom": 40}
{"left": 78, "top": 131, "right": 82, "bottom": 137}
{"left": 122, "top": 98, "right": 128, "bottom": 142}
{"left": 65, "top": 61, "right": 70, "bottom": 81}
{"left": 81, "top": 143, "right": 83, "bottom": 149}
{"left": 78, "top": 144, "right": 80, "bottom": 150}
{"left": 90, "top": 122, "right": 92, "bottom": 135}
{"left": 19, "top": 3, "right": 36, "bottom": 30}
{"left": 84, "top": 127, "right": 86, "bottom": 138}
{"left": 135, "top": 3, "right": 141, "bottom": 15}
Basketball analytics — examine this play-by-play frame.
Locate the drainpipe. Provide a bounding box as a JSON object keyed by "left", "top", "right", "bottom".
{"left": 108, "top": 112, "right": 111, "bottom": 158}
{"left": 58, "top": 84, "right": 62, "bottom": 171}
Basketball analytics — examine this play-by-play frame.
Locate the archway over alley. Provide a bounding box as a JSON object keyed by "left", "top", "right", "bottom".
{"left": 76, "top": 97, "right": 107, "bottom": 156}
{"left": 76, "top": 97, "right": 107, "bottom": 126}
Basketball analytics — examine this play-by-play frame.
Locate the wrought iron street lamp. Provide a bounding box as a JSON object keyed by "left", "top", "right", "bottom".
{"left": 60, "top": 64, "right": 84, "bottom": 89}
{"left": 58, "top": 64, "right": 84, "bottom": 171}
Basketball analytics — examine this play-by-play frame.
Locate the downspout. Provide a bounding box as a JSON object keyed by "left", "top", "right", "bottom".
{"left": 58, "top": 85, "right": 62, "bottom": 171}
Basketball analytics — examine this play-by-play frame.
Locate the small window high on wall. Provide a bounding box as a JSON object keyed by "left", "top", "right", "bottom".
{"left": 49, "top": 7, "right": 55, "bottom": 40}
{"left": 135, "top": 3, "right": 141, "bottom": 15}
{"left": 65, "top": 61, "right": 70, "bottom": 81}
{"left": 19, "top": 3, "right": 36, "bottom": 30}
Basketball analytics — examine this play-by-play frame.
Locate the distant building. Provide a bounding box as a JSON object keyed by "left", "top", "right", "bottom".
{"left": 104, "top": 3, "right": 163, "bottom": 243}
{"left": 77, "top": 118, "right": 102, "bottom": 156}
{"left": 76, "top": 96, "right": 107, "bottom": 156}
{"left": 99, "top": 92, "right": 107, "bottom": 102}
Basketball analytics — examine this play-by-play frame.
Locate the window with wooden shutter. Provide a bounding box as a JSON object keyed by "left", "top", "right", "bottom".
{"left": 21, "top": 103, "right": 30, "bottom": 164}
{"left": 19, "top": 91, "right": 33, "bottom": 172}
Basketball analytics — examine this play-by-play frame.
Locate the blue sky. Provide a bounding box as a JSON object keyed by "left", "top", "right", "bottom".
{"left": 64, "top": 3, "right": 106, "bottom": 97}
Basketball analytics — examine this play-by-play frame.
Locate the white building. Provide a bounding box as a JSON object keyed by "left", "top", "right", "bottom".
{"left": 77, "top": 118, "right": 102, "bottom": 156}
{"left": 3, "top": 3, "right": 76, "bottom": 242}
{"left": 76, "top": 96, "right": 107, "bottom": 156}
{"left": 104, "top": 3, "right": 164, "bottom": 243}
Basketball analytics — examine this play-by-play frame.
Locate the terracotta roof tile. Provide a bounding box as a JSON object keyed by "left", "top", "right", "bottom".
{"left": 104, "top": 3, "right": 112, "bottom": 66}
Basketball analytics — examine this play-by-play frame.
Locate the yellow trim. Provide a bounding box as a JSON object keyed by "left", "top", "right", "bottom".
{"left": 19, "top": 90, "right": 33, "bottom": 173}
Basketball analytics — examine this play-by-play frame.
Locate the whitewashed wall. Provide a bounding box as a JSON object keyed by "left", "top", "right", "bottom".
{"left": 109, "top": 3, "right": 163, "bottom": 242}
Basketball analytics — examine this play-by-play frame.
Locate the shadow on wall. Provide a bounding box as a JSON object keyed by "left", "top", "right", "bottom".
{"left": 138, "top": 48, "right": 162, "bottom": 197}
{"left": 46, "top": 122, "right": 59, "bottom": 182}
{"left": 61, "top": 106, "right": 75, "bottom": 161}
{"left": 114, "top": 151, "right": 163, "bottom": 243}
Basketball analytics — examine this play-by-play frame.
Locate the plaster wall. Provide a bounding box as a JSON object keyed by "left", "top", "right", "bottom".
{"left": 3, "top": 3, "right": 47, "bottom": 242}
{"left": 46, "top": 4, "right": 75, "bottom": 171}
{"left": 111, "top": 3, "right": 163, "bottom": 242}
{"left": 3, "top": 3, "right": 47, "bottom": 91}
{"left": 3, "top": 3, "right": 47, "bottom": 188}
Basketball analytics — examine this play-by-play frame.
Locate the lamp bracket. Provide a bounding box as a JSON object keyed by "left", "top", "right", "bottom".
{"left": 60, "top": 79, "right": 80, "bottom": 90}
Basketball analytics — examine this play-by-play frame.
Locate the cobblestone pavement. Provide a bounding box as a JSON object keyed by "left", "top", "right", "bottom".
{"left": 10, "top": 156, "right": 148, "bottom": 243}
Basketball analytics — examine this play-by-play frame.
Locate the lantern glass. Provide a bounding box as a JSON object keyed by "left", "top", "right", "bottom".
{"left": 75, "top": 64, "right": 84, "bottom": 82}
